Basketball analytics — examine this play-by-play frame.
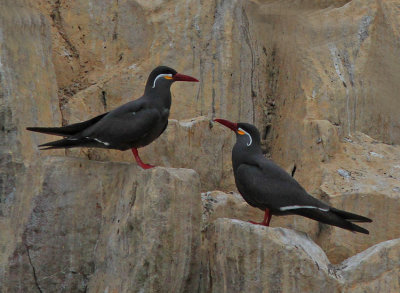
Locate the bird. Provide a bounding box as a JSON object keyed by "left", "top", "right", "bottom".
{"left": 214, "top": 119, "right": 372, "bottom": 234}
{"left": 27, "top": 66, "right": 199, "bottom": 169}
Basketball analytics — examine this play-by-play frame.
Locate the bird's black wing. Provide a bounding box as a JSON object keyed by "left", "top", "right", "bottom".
{"left": 235, "top": 160, "right": 329, "bottom": 212}
{"left": 80, "top": 99, "right": 162, "bottom": 148}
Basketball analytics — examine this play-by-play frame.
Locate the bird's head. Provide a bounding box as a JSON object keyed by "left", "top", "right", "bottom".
{"left": 214, "top": 119, "right": 261, "bottom": 150}
{"left": 146, "top": 66, "right": 199, "bottom": 92}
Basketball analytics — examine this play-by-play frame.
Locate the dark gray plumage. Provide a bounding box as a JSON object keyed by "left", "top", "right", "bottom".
{"left": 27, "top": 66, "right": 198, "bottom": 169}
{"left": 215, "top": 119, "right": 372, "bottom": 234}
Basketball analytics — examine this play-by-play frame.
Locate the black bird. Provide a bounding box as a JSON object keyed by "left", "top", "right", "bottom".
{"left": 214, "top": 119, "right": 372, "bottom": 234}
{"left": 27, "top": 66, "right": 199, "bottom": 169}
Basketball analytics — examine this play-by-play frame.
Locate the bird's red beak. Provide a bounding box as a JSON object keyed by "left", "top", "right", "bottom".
{"left": 173, "top": 73, "right": 199, "bottom": 82}
{"left": 214, "top": 118, "right": 238, "bottom": 132}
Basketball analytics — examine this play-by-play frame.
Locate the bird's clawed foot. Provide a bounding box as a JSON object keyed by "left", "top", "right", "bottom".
{"left": 249, "top": 209, "right": 272, "bottom": 227}
{"left": 139, "top": 163, "right": 155, "bottom": 170}
{"left": 248, "top": 220, "right": 269, "bottom": 227}
{"left": 131, "top": 148, "right": 156, "bottom": 170}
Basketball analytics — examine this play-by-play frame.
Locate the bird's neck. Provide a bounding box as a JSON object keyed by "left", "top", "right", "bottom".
{"left": 232, "top": 144, "right": 263, "bottom": 170}
{"left": 145, "top": 87, "right": 172, "bottom": 109}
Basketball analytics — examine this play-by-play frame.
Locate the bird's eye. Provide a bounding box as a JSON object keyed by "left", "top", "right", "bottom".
{"left": 153, "top": 74, "right": 173, "bottom": 88}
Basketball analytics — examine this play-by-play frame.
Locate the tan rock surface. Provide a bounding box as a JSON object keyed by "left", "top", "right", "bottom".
{"left": 339, "top": 238, "right": 400, "bottom": 293}
{"left": 3, "top": 157, "right": 201, "bottom": 292}
{"left": 316, "top": 132, "right": 400, "bottom": 263}
{"left": 30, "top": 0, "right": 271, "bottom": 134}
{"left": 141, "top": 117, "right": 235, "bottom": 191}
{"left": 260, "top": 0, "right": 400, "bottom": 165}
{"left": 87, "top": 165, "right": 202, "bottom": 293}
{"left": 0, "top": 0, "right": 62, "bottom": 287}
{"left": 206, "top": 218, "right": 400, "bottom": 293}
{"left": 206, "top": 218, "right": 338, "bottom": 293}
{"left": 201, "top": 191, "right": 264, "bottom": 229}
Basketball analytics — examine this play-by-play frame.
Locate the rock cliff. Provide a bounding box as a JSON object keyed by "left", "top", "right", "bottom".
{"left": 1, "top": 0, "right": 400, "bottom": 292}
{"left": 206, "top": 219, "right": 400, "bottom": 293}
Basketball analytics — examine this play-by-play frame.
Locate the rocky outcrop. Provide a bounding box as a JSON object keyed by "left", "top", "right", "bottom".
{"left": 141, "top": 117, "right": 236, "bottom": 191}
{"left": 0, "top": 0, "right": 62, "bottom": 289}
{"left": 201, "top": 190, "right": 264, "bottom": 229}
{"left": 316, "top": 132, "right": 400, "bottom": 263}
{"left": 3, "top": 157, "right": 201, "bottom": 292}
{"left": 205, "top": 218, "right": 400, "bottom": 293}
{"left": 87, "top": 164, "right": 201, "bottom": 293}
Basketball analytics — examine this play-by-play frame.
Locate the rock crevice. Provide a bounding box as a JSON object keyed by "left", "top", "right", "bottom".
{"left": 25, "top": 244, "right": 43, "bottom": 293}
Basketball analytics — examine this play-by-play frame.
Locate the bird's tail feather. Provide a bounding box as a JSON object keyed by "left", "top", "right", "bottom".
{"left": 38, "top": 138, "right": 85, "bottom": 149}
{"left": 27, "top": 126, "right": 75, "bottom": 137}
{"left": 320, "top": 215, "right": 370, "bottom": 234}
{"left": 293, "top": 209, "right": 370, "bottom": 234}
{"left": 27, "top": 112, "right": 108, "bottom": 137}
{"left": 330, "top": 207, "right": 372, "bottom": 223}
{"left": 346, "top": 222, "right": 370, "bottom": 234}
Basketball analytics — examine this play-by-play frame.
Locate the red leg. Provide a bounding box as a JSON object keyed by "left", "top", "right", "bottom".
{"left": 131, "top": 148, "right": 155, "bottom": 169}
{"left": 249, "top": 208, "right": 272, "bottom": 226}
{"left": 265, "top": 209, "right": 272, "bottom": 226}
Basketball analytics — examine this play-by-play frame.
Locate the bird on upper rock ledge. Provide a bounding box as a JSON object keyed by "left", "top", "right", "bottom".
{"left": 27, "top": 66, "right": 199, "bottom": 169}
{"left": 214, "top": 119, "right": 372, "bottom": 234}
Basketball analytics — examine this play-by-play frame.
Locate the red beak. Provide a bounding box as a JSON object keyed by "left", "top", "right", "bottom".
{"left": 173, "top": 73, "right": 199, "bottom": 82}
{"left": 214, "top": 118, "right": 238, "bottom": 132}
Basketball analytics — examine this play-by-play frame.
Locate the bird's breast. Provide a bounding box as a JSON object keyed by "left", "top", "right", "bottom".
{"left": 161, "top": 108, "right": 170, "bottom": 119}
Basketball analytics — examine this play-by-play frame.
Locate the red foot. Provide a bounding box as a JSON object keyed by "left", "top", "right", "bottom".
{"left": 249, "top": 209, "right": 272, "bottom": 227}
{"left": 249, "top": 220, "right": 269, "bottom": 226}
{"left": 131, "top": 148, "right": 156, "bottom": 170}
{"left": 140, "top": 163, "right": 155, "bottom": 170}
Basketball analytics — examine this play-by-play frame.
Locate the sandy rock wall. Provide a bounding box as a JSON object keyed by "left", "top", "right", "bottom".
{"left": 4, "top": 157, "right": 201, "bottom": 292}
{"left": 206, "top": 219, "right": 400, "bottom": 293}
{"left": 31, "top": 0, "right": 265, "bottom": 126}
{"left": 0, "top": 0, "right": 62, "bottom": 287}
{"left": 1, "top": 0, "right": 400, "bottom": 292}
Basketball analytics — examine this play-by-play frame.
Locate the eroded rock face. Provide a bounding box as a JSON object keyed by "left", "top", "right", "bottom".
{"left": 141, "top": 117, "right": 235, "bottom": 191}
{"left": 3, "top": 157, "right": 202, "bottom": 293}
{"left": 201, "top": 190, "right": 263, "bottom": 229}
{"left": 0, "top": 0, "right": 62, "bottom": 288}
{"left": 87, "top": 165, "right": 202, "bottom": 293}
{"left": 338, "top": 238, "right": 400, "bottom": 293}
{"left": 31, "top": 0, "right": 265, "bottom": 127}
{"left": 207, "top": 219, "right": 338, "bottom": 293}
{"left": 205, "top": 218, "right": 400, "bottom": 293}
{"left": 316, "top": 132, "right": 400, "bottom": 263}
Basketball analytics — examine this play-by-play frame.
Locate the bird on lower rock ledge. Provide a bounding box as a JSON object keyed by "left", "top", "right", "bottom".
{"left": 27, "top": 66, "right": 199, "bottom": 169}
{"left": 214, "top": 119, "right": 372, "bottom": 234}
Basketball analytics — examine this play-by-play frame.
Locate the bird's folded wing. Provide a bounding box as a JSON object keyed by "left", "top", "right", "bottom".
{"left": 236, "top": 163, "right": 328, "bottom": 211}
{"left": 82, "top": 102, "right": 161, "bottom": 143}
